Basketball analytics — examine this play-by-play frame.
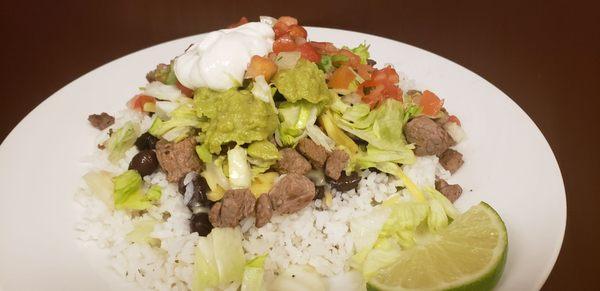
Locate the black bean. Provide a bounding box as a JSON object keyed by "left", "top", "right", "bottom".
{"left": 190, "top": 213, "right": 213, "bottom": 236}
{"left": 218, "top": 141, "right": 238, "bottom": 156}
{"left": 178, "top": 174, "right": 213, "bottom": 209}
{"left": 368, "top": 167, "right": 383, "bottom": 174}
{"left": 128, "top": 150, "right": 159, "bottom": 176}
{"left": 190, "top": 176, "right": 213, "bottom": 207}
{"left": 327, "top": 171, "right": 361, "bottom": 192}
{"left": 366, "top": 59, "right": 377, "bottom": 66}
{"left": 135, "top": 132, "right": 159, "bottom": 151}
{"left": 314, "top": 186, "right": 325, "bottom": 200}
{"left": 178, "top": 175, "right": 188, "bottom": 195}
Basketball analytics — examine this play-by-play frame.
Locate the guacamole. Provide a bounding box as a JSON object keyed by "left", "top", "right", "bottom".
{"left": 272, "top": 59, "right": 331, "bottom": 104}
{"left": 194, "top": 88, "right": 278, "bottom": 153}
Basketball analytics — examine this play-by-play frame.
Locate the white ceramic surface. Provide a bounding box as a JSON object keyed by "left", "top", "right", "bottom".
{"left": 0, "top": 27, "right": 566, "bottom": 291}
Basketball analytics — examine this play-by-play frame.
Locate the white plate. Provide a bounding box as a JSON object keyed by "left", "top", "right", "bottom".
{"left": 0, "top": 27, "right": 565, "bottom": 291}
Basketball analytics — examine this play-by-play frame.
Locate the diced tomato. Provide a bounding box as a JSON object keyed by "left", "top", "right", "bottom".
{"left": 357, "top": 66, "right": 403, "bottom": 108}
{"left": 246, "top": 55, "right": 278, "bottom": 81}
{"left": 297, "top": 43, "right": 320, "bottom": 62}
{"left": 273, "top": 17, "right": 301, "bottom": 38}
{"left": 273, "top": 21, "right": 290, "bottom": 38}
{"left": 372, "top": 66, "right": 400, "bottom": 84}
{"left": 358, "top": 80, "right": 385, "bottom": 107}
{"left": 287, "top": 25, "right": 307, "bottom": 39}
{"left": 328, "top": 65, "right": 356, "bottom": 89}
{"left": 227, "top": 17, "right": 248, "bottom": 28}
{"left": 335, "top": 49, "right": 361, "bottom": 68}
{"left": 277, "top": 16, "right": 298, "bottom": 26}
{"left": 128, "top": 94, "right": 156, "bottom": 111}
{"left": 419, "top": 90, "right": 444, "bottom": 117}
{"left": 356, "top": 63, "right": 374, "bottom": 80}
{"left": 448, "top": 115, "right": 461, "bottom": 126}
{"left": 176, "top": 81, "right": 194, "bottom": 98}
{"left": 273, "top": 35, "right": 297, "bottom": 53}
{"left": 309, "top": 41, "right": 339, "bottom": 54}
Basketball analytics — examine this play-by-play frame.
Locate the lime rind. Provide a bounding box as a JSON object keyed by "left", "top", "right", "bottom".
{"left": 368, "top": 202, "right": 508, "bottom": 291}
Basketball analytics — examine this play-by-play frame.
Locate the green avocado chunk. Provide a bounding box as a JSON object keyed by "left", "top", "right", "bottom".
{"left": 194, "top": 88, "right": 278, "bottom": 154}
{"left": 273, "top": 59, "right": 332, "bottom": 104}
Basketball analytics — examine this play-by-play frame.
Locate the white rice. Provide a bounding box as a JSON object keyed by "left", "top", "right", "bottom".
{"left": 75, "top": 107, "right": 446, "bottom": 290}
{"left": 241, "top": 170, "right": 402, "bottom": 281}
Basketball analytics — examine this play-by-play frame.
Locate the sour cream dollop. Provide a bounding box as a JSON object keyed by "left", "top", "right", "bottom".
{"left": 174, "top": 22, "right": 274, "bottom": 91}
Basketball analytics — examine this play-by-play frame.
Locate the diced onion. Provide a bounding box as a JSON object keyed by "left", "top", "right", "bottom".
{"left": 444, "top": 122, "right": 466, "bottom": 143}
{"left": 259, "top": 16, "right": 277, "bottom": 26}
{"left": 143, "top": 81, "right": 184, "bottom": 101}
{"left": 275, "top": 51, "right": 301, "bottom": 70}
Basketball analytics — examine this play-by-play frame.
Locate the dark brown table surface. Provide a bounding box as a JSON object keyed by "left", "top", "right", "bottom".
{"left": 1, "top": 0, "right": 598, "bottom": 289}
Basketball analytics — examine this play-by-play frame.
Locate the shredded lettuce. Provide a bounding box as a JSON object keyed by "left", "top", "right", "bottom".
{"left": 251, "top": 75, "right": 276, "bottom": 109}
{"left": 379, "top": 201, "right": 429, "bottom": 248}
{"left": 335, "top": 99, "right": 409, "bottom": 151}
{"left": 277, "top": 101, "right": 318, "bottom": 146}
{"left": 154, "top": 100, "right": 179, "bottom": 120}
{"left": 112, "top": 170, "right": 162, "bottom": 210}
{"left": 193, "top": 236, "right": 220, "bottom": 289}
{"left": 350, "top": 206, "right": 391, "bottom": 252}
{"left": 330, "top": 94, "right": 351, "bottom": 114}
{"left": 241, "top": 255, "right": 267, "bottom": 291}
{"left": 192, "top": 228, "right": 246, "bottom": 291}
{"left": 105, "top": 121, "right": 140, "bottom": 163}
{"left": 227, "top": 146, "right": 252, "bottom": 189}
{"left": 202, "top": 155, "right": 230, "bottom": 201}
{"left": 361, "top": 238, "right": 402, "bottom": 280}
{"left": 146, "top": 185, "right": 162, "bottom": 201}
{"left": 83, "top": 171, "right": 114, "bottom": 210}
{"left": 403, "top": 102, "right": 422, "bottom": 124}
{"left": 148, "top": 103, "right": 201, "bottom": 142}
{"left": 270, "top": 265, "right": 328, "bottom": 291}
{"left": 348, "top": 43, "right": 370, "bottom": 64}
{"left": 317, "top": 55, "right": 333, "bottom": 73}
{"left": 305, "top": 124, "right": 336, "bottom": 152}
{"left": 331, "top": 54, "right": 349, "bottom": 65}
{"left": 424, "top": 187, "right": 459, "bottom": 232}
{"left": 112, "top": 170, "right": 141, "bottom": 206}
{"left": 375, "top": 162, "right": 425, "bottom": 202}
{"left": 354, "top": 144, "right": 416, "bottom": 170}
{"left": 162, "top": 126, "right": 194, "bottom": 142}
{"left": 126, "top": 218, "right": 160, "bottom": 247}
{"left": 342, "top": 103, "right": 371, "bottom": 123}
{"left": 349, "top": 180, "right": 461, "bottom": 279}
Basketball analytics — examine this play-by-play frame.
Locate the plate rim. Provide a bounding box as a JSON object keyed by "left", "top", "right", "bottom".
{"left": 0, "top": 26, "right": 566, "bottom": 290}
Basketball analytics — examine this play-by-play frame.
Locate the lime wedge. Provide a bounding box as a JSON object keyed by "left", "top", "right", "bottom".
{"left": 368, "top": 202, "right": 508, "bottom": 291}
